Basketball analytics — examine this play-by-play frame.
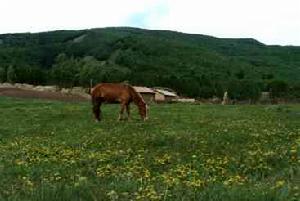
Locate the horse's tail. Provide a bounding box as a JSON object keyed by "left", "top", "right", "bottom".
{"left": 87, "top": 87, "right": 93, "bottom": 95}
{"left": 88, "top": 79, "right": 94, "bottom": 95}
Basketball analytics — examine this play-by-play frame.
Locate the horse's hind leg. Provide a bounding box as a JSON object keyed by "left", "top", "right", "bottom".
{"left": 92, "top": 98, "right": 101, "bottom": 122}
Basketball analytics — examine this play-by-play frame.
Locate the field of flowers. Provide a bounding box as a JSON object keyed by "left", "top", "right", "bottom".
{"left": 0, "top": 97, "right": 299, "bottom": 201}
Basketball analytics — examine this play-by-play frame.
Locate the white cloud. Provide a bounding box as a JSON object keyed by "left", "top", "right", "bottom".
{"left": 0, "top": 0, "right": 300, "bottom": 45}
{"left": 0, "top": 0, "right": 160, "bottom": 32}
{"left": 150, "top": 0, "right": 300, "bottom": 45}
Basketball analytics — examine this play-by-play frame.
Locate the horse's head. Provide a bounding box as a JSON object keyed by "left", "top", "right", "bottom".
{"left": 138, "top": 102, "right": 149, "bottom": 121}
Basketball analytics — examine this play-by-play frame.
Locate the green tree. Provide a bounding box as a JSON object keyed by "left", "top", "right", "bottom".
{"left": 235, "top": 69, "right": 245, "bottom": 79}
{"left": 267, "top": 80, "right": 288, "bottom": 98}
{"left": 0, "top": 67, "right": 6, "bottom": 83}
{"left": 78, "top": 56, "right": 104, "bottom": 86}
{"left": 103, "top": 65, "right": 131, "bottom": 83}
{"left": 7, "top": 65, "right": 17, "bottom": 83}
{"left": 289, "top": 83, "right": 300, "bottom": 98}
{"left": 228, "top": 80, "right": 261, "bottom": 101}
{"left": 51, "top": 53, "right": 80, "bottom": 87}
{"left": 15, "top": 66, "right": 46, "bottom": 84}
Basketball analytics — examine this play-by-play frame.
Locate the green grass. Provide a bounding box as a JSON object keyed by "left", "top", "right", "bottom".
{"left": 0, "top": 97, "right": 299, "bottom": 201}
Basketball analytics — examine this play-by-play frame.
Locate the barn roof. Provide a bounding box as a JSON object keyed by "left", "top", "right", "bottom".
{"left": 155, "top": 89, "right": 177, "bottom": 97}
{"left": 133, "top": 86, "right": 155, "bottom": 94}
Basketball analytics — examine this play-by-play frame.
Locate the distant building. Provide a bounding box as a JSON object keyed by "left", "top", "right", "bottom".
{"left": 154, "top": 88, "right": 178, "bottom": 103}
{"left": 133, "top": 86, "right": 155, "bottom": 103}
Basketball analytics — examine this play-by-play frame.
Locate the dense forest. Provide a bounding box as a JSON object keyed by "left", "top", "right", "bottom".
{"left": 0, "top": 27, "right": 299, "bottom": 100}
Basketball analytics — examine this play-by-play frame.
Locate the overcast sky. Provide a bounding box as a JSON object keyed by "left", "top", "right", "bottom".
{"left": 1, "top": 0, "right": 300, "bottom": 45}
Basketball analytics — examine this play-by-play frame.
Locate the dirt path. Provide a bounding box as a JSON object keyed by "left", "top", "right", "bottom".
{"left": 0, "top": 87, "right": 89, "bottom": 102}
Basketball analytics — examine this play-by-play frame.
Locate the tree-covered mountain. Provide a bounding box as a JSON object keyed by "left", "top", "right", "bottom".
{"left": 0, "top": 27, "right": 299, "bottom": 99}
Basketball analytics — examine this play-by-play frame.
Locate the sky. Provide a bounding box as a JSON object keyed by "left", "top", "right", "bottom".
{"left": 1, "top": 0, "right": 300, "bottom": 46}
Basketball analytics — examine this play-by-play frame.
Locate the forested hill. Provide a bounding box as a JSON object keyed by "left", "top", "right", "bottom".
{"left": 0, "top": 27, "right": 299, "bottom": 99}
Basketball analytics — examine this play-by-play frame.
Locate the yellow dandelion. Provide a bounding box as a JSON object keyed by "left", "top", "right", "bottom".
{"left": 275, "top": 180, "right": 285, "bottom": 188}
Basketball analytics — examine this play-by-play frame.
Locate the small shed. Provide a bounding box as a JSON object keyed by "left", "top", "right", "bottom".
{"left": 154, "top": 88, "right": 178, "bottom": 103}
{"left": 133, "top": 86, "right": 155, "bottom": 103}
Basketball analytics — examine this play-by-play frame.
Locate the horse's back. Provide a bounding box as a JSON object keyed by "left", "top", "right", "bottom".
{"left": 91, "top": 83, "right": 132, "bottom": 102}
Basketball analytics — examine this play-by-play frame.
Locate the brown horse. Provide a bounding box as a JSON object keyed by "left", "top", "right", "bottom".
{"left": 90, "top": 83, "right": 148, "bottom": 121}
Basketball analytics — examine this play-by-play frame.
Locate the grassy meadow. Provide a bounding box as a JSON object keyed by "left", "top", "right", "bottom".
{"left": 0, "top": 97, "right": 299, "bottom": 201}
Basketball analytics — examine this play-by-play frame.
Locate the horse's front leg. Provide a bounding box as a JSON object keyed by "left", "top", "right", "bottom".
{"left": 118, "top": 103, "right": 126, "bottom": 121}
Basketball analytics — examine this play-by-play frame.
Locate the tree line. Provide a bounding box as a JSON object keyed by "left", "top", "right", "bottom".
{"left": 0, "top": 53, "right": 299, "bottom": 101}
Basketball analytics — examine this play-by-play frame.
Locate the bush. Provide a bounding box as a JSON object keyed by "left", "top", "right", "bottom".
{"left": 0, "top": 67, "right": 6, "bottom": 83}
{"left": 267, "top": 80, "right": 288, "bottom": 98}
{"left": 7, "top": 65, "right": 17, "bottom": 83}
{"left": 228, "top": 80, "right": 262, "bottom": 101}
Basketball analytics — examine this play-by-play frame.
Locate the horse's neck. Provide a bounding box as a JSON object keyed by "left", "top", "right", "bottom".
{"left": 132, "top": 94, "right": 143, "bottom": 106}
{"left": 130, "top": 88, "right": 144, "bottom": 106}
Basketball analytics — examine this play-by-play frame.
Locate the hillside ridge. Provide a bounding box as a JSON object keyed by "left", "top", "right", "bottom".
{"left": 0, "top": 27, "right": 299, "bottom": 99}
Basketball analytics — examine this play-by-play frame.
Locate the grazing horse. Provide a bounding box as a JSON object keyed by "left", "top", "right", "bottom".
{"left": 90, "top": 83, "right": 148, "bottom": 121}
